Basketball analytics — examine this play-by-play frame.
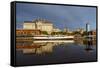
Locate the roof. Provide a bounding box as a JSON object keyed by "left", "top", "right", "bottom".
{"left": 24, "top": 21, "right": 33, "bottom": 23}
{"left": 33, "top": 18, "right": 52, "bottom": 23}
{"left": 24, "top": 18, "right": 52, "bottom": 24}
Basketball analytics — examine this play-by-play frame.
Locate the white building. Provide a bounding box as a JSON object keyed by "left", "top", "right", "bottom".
{"left": 23, "top": 21, "right": 35, "bottom": 29}
{"left": 53, "top": 28, "right": 61, "bottom": 32}
{"left": 23, "top": 19, "right": 53, "bottom": 34}
{"left": 76, "top": 28, "right": 84, "bottom": 34}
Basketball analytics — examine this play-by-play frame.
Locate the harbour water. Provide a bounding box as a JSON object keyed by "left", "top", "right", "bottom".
{"left": 16, "top": 39, "right": 97, "bottom": 66}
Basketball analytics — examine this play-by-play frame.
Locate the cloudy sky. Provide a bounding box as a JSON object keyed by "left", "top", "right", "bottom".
{"left": 16, "top": 3, "right": 96, "bottom": 31}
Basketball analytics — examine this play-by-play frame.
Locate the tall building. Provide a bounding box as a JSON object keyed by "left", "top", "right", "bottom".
{"left": 23, "top": 18, "right": 53, "bottom": 34}
{"left": 86, "top": 23, "right": 90, "bottom": 32}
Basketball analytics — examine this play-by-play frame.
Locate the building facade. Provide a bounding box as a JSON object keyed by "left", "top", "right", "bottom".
{"left": 23, "top": 19, "right": 53, "bottom": 34}
{"left": 53, "top": 28, "right": 61, "bottom": 32}
{"left": 16, "top": 29, "right": 41, "bottom": 36}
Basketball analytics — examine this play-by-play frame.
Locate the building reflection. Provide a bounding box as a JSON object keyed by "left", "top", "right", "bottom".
{"left": 16, "top": 38, "right": 96, "bottom": 54}
{"left": 74, "top": 37, "right": 96, "bottom": 52}
{"left": 16, "top": 41, "right": 64, "bottom": 55}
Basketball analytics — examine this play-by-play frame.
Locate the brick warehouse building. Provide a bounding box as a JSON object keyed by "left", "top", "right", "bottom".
{"left": 16, "top": 29, "right": 41, "bottom": 36}
{"left": 16, "top": 29, "right": 41, "bottom": 43}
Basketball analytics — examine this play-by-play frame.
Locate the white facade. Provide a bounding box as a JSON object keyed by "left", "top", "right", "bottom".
{"left": 23, "top": 23, "right": 35, "bottom": 29}
{"left": 23, "top": 19, "right": 53, "bottom": 34}
{"left": 53, "top": 28, "right": 61, "bottom": 32}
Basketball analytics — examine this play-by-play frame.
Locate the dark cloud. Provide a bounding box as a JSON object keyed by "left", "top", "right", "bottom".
{"left": 16, "top": 3, "right": 96, "bottom": 30}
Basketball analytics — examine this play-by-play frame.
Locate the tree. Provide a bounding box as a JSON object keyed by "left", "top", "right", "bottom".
{"left": 82, "top": 31, "right": 88, "bottom": 36}
{"left": 73, "top": 31, "right": 81, "bottom": 35}
{"left": 41, "top": 31, "right": 48, "bottom": 35}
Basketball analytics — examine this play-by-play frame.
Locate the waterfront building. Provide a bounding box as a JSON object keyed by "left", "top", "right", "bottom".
{"left": 86, "top": 23, "right": 90, "bottom": 32}
{"left": 63, "top": 27, "right": 70, "bottom": 33}
{"left": 23, "top": 21, "right": 35, "bottom": 29}
{"left": 16, "top": 29, "right": 41, "bottom": 36}
{"left": 23, "top": 18, "right": 53, "bottom": 34}
{"left": 88, "top": 30, "right": 96, "bottom": 40}
{"left": 88, "top": 30, "right": 96, "bottom": 35}
{"left": 76, "top": 28, "right": 84, "bottom": 34}
{"left": 16, "top": 29, "right": 41, "bottom": 43}
{"left": 53, "top": 28, "right": 61, "bottom": 32}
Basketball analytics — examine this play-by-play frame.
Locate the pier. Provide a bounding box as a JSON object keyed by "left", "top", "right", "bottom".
{"left": 33, "top": 35, "right": 74, "bottom": 40}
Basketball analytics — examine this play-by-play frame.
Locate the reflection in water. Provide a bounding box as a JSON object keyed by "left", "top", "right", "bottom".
{"left": 16, "top": 39, "right": 96, "bottom": 66}
{"left": 84, "top": 40, "right": 96, "bottom": 52}
{"left": 16, "top": 39, "right": 96, "bottom": 54}
{"left": 74, "top": 38, "right": 96, "bottom": 52}
{"left": 16, "top": 40, "right": 74, "bottom": 54}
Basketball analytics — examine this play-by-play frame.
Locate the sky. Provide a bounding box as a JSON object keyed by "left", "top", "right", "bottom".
{"left": 16, "top": 3, "right": 97, "bottom": 31}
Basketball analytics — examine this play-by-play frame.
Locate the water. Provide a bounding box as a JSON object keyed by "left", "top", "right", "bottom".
{"left": 16, "top": 40, "right": 97, "bottom": 66}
